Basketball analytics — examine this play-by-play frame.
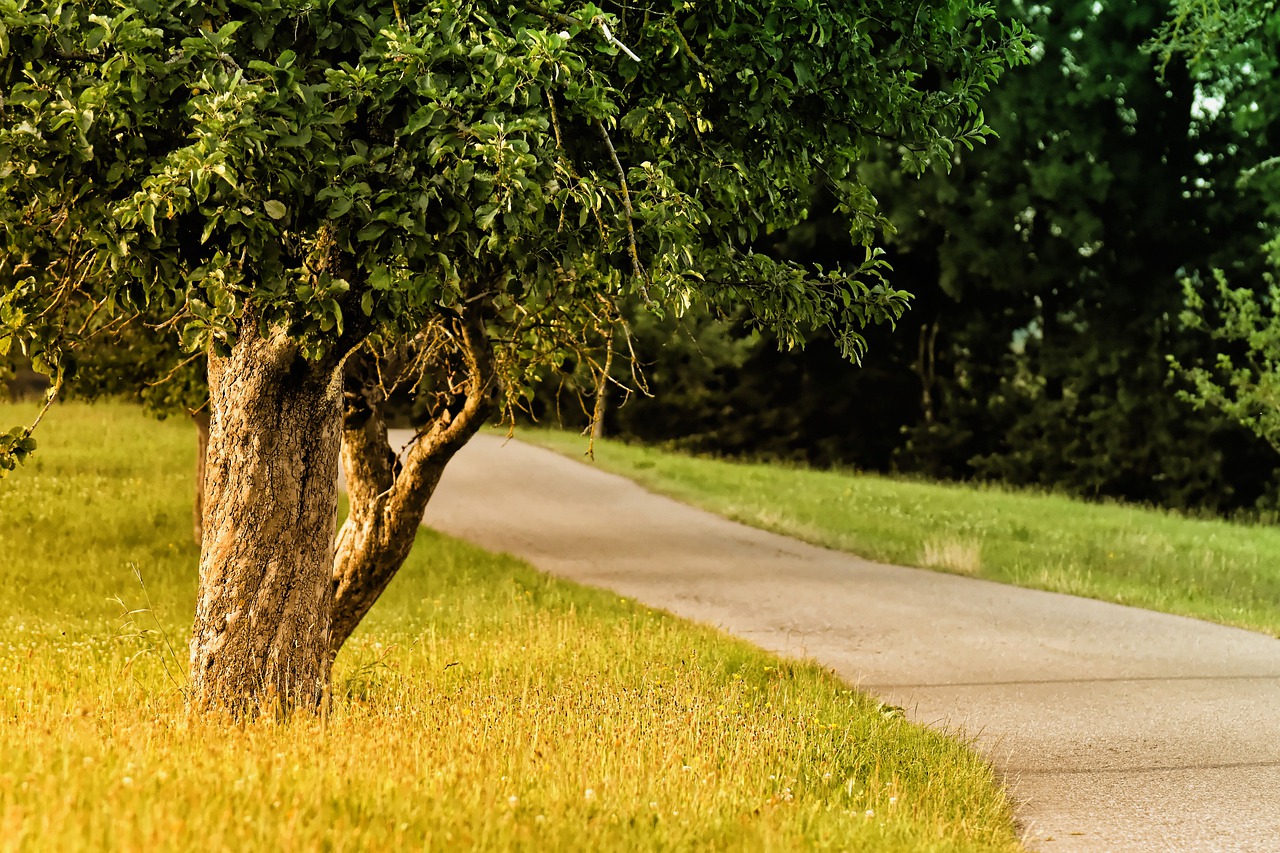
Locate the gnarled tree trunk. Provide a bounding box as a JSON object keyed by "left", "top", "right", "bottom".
{"left": 189, "top": 324, "right": 344, "bottom": 717}
{"left": 329, "top": 305, "right": 497, "bottom": 656}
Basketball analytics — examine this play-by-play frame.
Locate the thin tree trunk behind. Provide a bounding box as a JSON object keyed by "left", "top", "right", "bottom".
{"left": 189, "top": 326, "right": 343, "bottom": 717}
{"left": 192, "top": 410, "right": 210, "bottom": 545}
{"left": 590, "top": 329, "right": 614, "bottom": 441}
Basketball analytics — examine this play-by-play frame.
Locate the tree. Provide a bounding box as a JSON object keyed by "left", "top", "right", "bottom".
{"left": 1175, "top": 273, "right": 1280, "bottom": 452}
{"left": 1152, "top": 0, "right": 1278, "bottom": 77}
{"left": 701, "top": 0, "right": 1280, "bottom": 511}
{"left": 1161, "top": 1, "right": 1280, "bottom": 456}
{"left": 1, "top": 0, "right": 1024, "bottom": 716}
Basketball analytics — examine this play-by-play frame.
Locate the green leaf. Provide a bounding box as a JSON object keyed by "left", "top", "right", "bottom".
{"left": 404, "top": 105, "right": 438, "bottom": 135}
{"left": 328, "top": 196, "right": 353, "bottom": 218}
{"left": 356, "top": 223, "right": 388, "bottom": 242}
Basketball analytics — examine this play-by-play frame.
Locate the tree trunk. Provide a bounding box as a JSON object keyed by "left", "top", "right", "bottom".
{"left": 192, "top": 410, "right": 210, "bottom": 546}
{"left": 328, "top": 307, "right": 497, "bottom": 656}
{"left": 189, "top": 325, "right": 344, "bottom": 717}
{"left": 328, "top": 396, "right": 446, "bottom": 652}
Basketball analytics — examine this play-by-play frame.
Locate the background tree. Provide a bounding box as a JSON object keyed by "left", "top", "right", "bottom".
{"left": 1161, "top": 1, "right": 1280, "bottom": 456}
{"left": 1, "top": 0, "right": 1024, "bottom": 715}
{"left": 877, "top": 0, "right": 1280, "bottom": 509}
{"left": 55, "top": 323, "right": 211, "bottom": 542}
{"left": 585, "top": 0, "right": 1280, "bottom": 515}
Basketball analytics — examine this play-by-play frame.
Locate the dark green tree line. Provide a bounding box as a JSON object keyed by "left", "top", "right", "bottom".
{"left": 587, "top": 0, "right": 1280, "bottom": 515}
{"left": 1162, "top": 1, "right": 1280, "bottom": 457}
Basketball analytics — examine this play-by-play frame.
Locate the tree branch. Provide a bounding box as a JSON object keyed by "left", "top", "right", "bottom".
{"left": 594, "top": 120, "right": 647, "bottom": 290}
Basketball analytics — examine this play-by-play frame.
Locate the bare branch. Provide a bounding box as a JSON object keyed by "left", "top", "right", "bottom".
{"left": 597, "top": 20, "right": 641, "bottom": 61}
{"left": 145, "top": 350, "right": 204, "bottom": 388}
{"left": 28, "top": 382, "right": 62, "bottom": 434}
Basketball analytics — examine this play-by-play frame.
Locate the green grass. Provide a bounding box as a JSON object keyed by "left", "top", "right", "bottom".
{"left": 0, "top": 401, "right": 1021, "bottom": 852}
{"left": 524, "top": 429, "right": 1280, "bottom": 637}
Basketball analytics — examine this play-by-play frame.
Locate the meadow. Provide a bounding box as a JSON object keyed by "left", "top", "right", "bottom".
{"left": 527, "top": 430, "right": 1280, "bottom": 637}
{"left": 0, "top": 401, "right": 1021, "bottom": 852}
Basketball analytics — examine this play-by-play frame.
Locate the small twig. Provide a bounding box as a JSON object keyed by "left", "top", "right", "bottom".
{"left": 669, "top": 20, "right": 709, "bottom": 71}
{"left": 621, "top": 318, "right": 652, "bottom": 398}
{"left": 83, "top": 308, "right": 142, "bottom": 342}
{"left": 597, "top": 20, "right": 641, "bottom": 62}
{"left": 73, "top": 293, "right": 112, "bottom": 338}
{"left": 27, "top": 382, "right": 62, "bottom": 434}
{"left": 146, "top": 298, "right": 191, "bottom": 332}
{"left": 146, "top": 351, "right": 203, "bottom": 388}
{"left": 518, "top": 0, "right": 580, "bottom": 31}
{"left": 546, "top": 89, "right": 564, "bottom": 149}
{"left": 517, "top": 1, "right": 641, "bottom": 63}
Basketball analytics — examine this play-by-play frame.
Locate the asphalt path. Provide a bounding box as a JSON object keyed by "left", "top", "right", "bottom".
{"left": 400, "top": 431, "right": 1280, "bottom": 852}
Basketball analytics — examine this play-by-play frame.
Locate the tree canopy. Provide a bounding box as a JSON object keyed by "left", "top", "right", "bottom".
{"left": 2, "top": 0, "right": 1024, "bottom": 439}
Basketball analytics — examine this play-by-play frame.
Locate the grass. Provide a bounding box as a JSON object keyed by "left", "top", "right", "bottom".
{"left": 0, "top": 401, "right": 1021, "bottom": 852}
{"left": 524, "top": 429, "right": 1280, "bottom": 637}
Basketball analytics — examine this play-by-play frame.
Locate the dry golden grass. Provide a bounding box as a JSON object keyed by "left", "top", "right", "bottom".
{"left": 0, "top": 402, "right": 1022, "bottom": 852}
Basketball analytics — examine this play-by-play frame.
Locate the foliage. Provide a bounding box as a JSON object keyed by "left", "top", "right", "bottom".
{"left": 529, "top": 187, "right": 937, "bottom": 466}
{"left": 0, "top": 401, "right": 1022, "bottom": 852}
{"left": 0, "top": 422, "right": 37, "bottom": 474}
{"left": 0, "top": 374, "right": 52, "bottom": 477}
{"left": 875, "top": 0, "right": 1280, "bottom": 509}
{"left": 1151, "top": 0, "right": 1279, "bottom": 74}
{"left": 1174, "top": 273, "right": 1280, "bottom": 451}
{"left": 64, "top": 321, "right": 208, "bottom": 418}
{"left": 583, "top": 0, "right": 1280, "bottom": 515}
{"left": 1159, "top": 1, "right": 1280, "bottom": 449}
{"left": 0, "top": 0, "right": 1028, "bottom": 470}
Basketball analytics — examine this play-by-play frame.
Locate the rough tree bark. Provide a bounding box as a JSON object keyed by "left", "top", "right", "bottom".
{"left": 328, "top": 305, "right": 497, "bottom": 656}
{"left": 189, "top": 323, "right": 345, "bottom": 717}
{"left": 192, "top": 410, "right": 210, "bottom": 545}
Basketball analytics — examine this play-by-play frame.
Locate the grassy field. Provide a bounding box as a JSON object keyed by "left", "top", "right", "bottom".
{"left": 0, "top": 401, "right": 1021, "bottom": 852}
{"left": 526, "top": 430, "right": 1280, "bottom": 637}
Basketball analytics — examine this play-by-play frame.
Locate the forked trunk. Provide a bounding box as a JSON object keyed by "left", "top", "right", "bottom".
{"left": 328, "top": 306, "right": 497, "bottom": 656}
{"left": 328, "top": 408, "right": 450, "bottom": 652}
{"left": 189, "top": 325, "right": 343, "bottom": 717}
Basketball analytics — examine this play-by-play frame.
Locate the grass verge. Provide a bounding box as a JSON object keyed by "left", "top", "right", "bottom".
{"left": 524, "top": 429, "right": 1280, "bottom": 637}
{"left": 0, "top": 401, "right": 1021, "bottom": 852}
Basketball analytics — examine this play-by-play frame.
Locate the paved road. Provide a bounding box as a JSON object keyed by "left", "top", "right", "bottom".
{"left": 407, "top": 432, "right": 1280, "bottom": 852}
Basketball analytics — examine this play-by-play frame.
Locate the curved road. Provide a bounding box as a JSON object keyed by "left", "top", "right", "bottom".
{"left": 408, "top": 432, "right": 1280, "bottom": 852}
